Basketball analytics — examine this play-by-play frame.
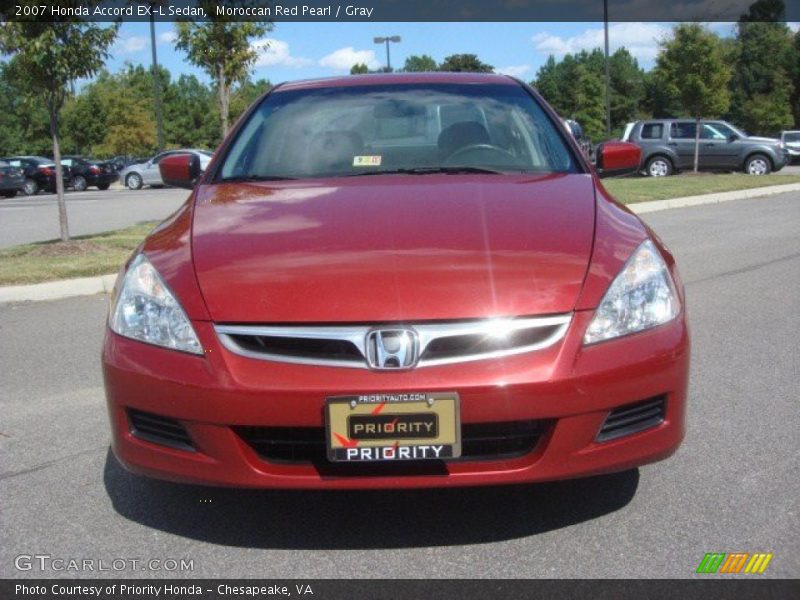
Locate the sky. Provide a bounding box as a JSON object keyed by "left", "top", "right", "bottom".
{"left": 107, "top": 21, "right": 799, "bottom": 85}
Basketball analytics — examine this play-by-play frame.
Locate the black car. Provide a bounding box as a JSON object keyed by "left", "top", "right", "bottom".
{"left": 61, "top": 156, "right": 118, "bottom": 191}
{"left": 0, "top": 159, "right": 26, "bottom": 198}
{"left": 1, "top": 156, "right": 71, "bottom": 195}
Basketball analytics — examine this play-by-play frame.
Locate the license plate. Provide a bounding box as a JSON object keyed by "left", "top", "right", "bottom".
{"left": 326, "top": 392, "right": 460, "bottom": 462}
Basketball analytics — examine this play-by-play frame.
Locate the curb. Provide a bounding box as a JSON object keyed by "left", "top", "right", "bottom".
{"left": 0, "top": 273, "right": 117, "bottom": 304}
{"left": 1, "top": 183, "right": 798, "bottom": 305}
{"left": 627, "top": 182, "right": 800, "bottom": 214}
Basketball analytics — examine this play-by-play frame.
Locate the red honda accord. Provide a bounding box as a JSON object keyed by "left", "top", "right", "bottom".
{"left": 102, "top": 73, "right": 689, "bottom": 489}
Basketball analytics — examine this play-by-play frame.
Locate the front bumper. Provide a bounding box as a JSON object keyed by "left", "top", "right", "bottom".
{"left": 87, "top": 172, "right": 119, "bottom": 187}
{"left": 102, "top": 310, "right": 689, "bottom": 489}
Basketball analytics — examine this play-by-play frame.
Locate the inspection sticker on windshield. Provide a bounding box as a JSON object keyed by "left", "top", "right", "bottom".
{"left": 353, "top": 155, "right": 382, "bottom": 167}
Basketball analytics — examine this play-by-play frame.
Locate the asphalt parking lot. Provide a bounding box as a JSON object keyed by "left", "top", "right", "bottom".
{"left": 1, "top": 193, "right": 798, "bottom": 579}
{"left": 0, "top": 187, "right": 188, "bottom": 249}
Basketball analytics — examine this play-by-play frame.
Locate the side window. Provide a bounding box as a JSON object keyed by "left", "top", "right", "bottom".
{"left": 701, "top": 124, "right": 726, "bottom": 140}
{"left": 670, "top": 122, "right": 697, "bottom": 139}
{"left": 640, "top": 123, "right": 664, "bottom": 140}
{"left": 152, "top": 153, "right": 170, "bottom": 165}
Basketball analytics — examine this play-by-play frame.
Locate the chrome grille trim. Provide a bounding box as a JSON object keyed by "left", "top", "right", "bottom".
{"left": 215, "top": 315, "right": 571, "bottom": 369}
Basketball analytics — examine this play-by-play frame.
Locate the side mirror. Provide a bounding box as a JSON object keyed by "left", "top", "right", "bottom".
{"left": 595, "top": 141, "right": 641, "bottom": 178}
{"left": 159, "top": 153, "right": 202, "bottom": 189}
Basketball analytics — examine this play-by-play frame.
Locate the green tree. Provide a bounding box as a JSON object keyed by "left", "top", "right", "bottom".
{"left": 654, "top": 24, "right": 731, "bottom": 171}
{"left": 439, "top": 54, "right": 494, "bottom": 73}
{"left": 92, "top": 95, "right": 156, "bottom": 157}
{"left": 0, "top": 62, "right": 50, "bottom": 155}
{"left": 61, "top": 81, "right": 108, "bottom": 155}
{"left": 175, "top": 14, "right": 270, "bottom": 137}
{"left": 793, "top": 30, "right": 800, "bottom": 127}
{"left": 350, "top": 63, "right": 370, "bottom": 75}
{"left": 572, "top": 64, "right": 606, "bottom": 141}
{"left": 402, "top": 55, "right": 438, "bottom": 72}
{"left": 609, "top": 48, "right": 646, "bottom": 131}
{"left": 163, "top": 74, "right": 220, "bottom": 149}
{"left": 0, "top": 14, "right": 118, "bottom": 240}
{"left": 728, "top": 0, "right": 795, "bottom": 134}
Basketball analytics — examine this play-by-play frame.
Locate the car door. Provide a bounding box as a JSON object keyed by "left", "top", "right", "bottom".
{"left": 700, "top": 122, "right": 739, "bottom": 169}
{"left": 667, "top": 121, "right": 698, "bottom": 169}
{"left": 142, "top": 152, "right": 170, "bottom": 184}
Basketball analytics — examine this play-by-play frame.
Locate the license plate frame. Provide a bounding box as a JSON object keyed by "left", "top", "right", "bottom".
{"left": 325, "top": 392, "right": 461, "bottom": 462}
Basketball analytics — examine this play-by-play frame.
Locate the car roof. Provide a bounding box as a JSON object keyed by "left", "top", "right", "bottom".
{"left": 275, "top": 72, "right": 517, "bottom": 93}
{"left": 5, "top": 156, "right": 53, "bottom": 162}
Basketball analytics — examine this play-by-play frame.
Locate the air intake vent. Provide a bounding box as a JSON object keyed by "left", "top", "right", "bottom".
{"left": 128, "top": 409, "right": 195, "bottom": 451}
{"left": 597, "top": 396, "right": 666, "bottom": 442}
{"left": 235, "top": 420, "right": 551, "bottom": 465}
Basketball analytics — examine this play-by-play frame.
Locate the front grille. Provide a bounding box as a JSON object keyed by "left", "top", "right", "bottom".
{"left": 128, "top": 409, "right": 195, "bottom": 451}
{"left": 596, "top": 396, "right": 666, "bottom": 442}
{"left": 235, "top": 420, "right": 551, "bottom": 467}
{"left": 216, "top": 315, "right": 571, "bottom": 369}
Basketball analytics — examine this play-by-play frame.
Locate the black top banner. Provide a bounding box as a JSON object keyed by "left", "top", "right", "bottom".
{"left": 3, "top": 0, "right": 800, "bottom": 22}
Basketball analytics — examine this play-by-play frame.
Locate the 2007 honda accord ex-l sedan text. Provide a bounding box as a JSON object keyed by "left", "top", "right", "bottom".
{"left": 102, "top": 73, "right": 689, "bottom": 489}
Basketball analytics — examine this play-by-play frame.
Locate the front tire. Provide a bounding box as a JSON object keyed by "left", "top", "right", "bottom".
{"left": 21, "top": 178, "right": 39, "bottom": 196}
{"left": 646, "top": 156, "right": 673, "bottom": 177}
{"left": 125, "top": 173, "right": 143, "bottom": 190}
{"left": 744, "top": 154, "right": 771, "bottom": 175}
{"left": 71, "top": 175, "right": 88, "bottom": 191}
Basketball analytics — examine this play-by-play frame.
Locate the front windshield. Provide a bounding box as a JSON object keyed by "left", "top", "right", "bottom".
{"left": 218, "top": 83, "right": 577, "bottom": 180}
{"left": 784, "top": 132, "right": 800, "bottom": 143}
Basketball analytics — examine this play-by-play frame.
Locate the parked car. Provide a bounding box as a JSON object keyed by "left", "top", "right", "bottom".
{"left": 563, "top": 118, "right": 592, "bottom": 160}
{"left": 1, "top": 156, "right": 71, "bottom": 195}
{"left": 61, "top": 156, "right": 119, "bottom": 191}
{"left": 119, "top": 149, "right": 213, "bottom": 190}
{"left": 781, "top": 130, "right": 800, "bottom": 164}
{"left": 622, "top": 119, "right": 788, "bottom": 176}
{"left": 103, "top": 73, "right": 688, "bottom": 490}
{"left": 0, "top": 159, "right": 26, "bottom": 198}
{"left": 109, "top": 155, "right": 150, "bottom": 172}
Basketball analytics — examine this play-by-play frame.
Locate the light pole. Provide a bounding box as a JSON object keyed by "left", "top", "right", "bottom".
{"left": 149, "top": 10, "right": 164, "bottom": 152}
{"left": 603, "top": 0, "right": 611, "bottom": 137}
{"left": 374, "top": 36, "right": 401, "bottom": 72}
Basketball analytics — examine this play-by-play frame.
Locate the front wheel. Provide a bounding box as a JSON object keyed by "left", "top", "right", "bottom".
{"left": 744, "top": 154, "right": 771, "bottom": 175}
{"left": 71, "top": 175, "right": 88, "bottom": 191}
{"left": 646, "top": 156, "right": 673, "bottom": 177}
{"left": 125, "top": 173, "right": 143, "bottom": 190}
{"left": 21, "top": 178, "right": 39, "bottom": 196}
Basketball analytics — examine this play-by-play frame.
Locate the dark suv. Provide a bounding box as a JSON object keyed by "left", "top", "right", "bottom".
{"left": 623, "top": 119, "right": 788, "bottom": 176}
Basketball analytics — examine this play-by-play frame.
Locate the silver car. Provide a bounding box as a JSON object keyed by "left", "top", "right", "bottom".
{"left": 781, "top": 131, "right": 800, "bottom": 163}
{"left": 119, "top": 149, "right": 213, "bottom": 190}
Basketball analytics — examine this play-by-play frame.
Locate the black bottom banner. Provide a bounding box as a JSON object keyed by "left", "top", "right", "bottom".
{"left": 3, "top": 579, "right": 798, "bottom": 600}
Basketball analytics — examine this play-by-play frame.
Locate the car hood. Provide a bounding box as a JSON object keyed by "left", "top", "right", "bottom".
{"left": 191, "top": 173, "right": 597, "bottom": 323}
{"left": 745, "top": 135, "right": 780, "bottom": 144}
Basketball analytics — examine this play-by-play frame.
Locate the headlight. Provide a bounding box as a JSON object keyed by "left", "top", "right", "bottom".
{"left": 583, "top": 239, "right": 679, "bottom": 345}
{"left": 109, "top": 254, "right": 203, "bottom": 355}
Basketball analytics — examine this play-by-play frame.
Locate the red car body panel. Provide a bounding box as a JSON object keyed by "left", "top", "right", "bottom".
{"left": 191, "top": 174, "right": 596, "bottom": 323}
{"left": 102, "top": 73, "right": 689, "bottom": 489}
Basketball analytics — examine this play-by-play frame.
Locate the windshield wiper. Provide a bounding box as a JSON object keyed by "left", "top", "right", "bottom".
{"left": 216, "top": 174, "right": 297, "bottom": 183}
{"left": 345, "top": 166, "right": 507, "bottom": 177}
